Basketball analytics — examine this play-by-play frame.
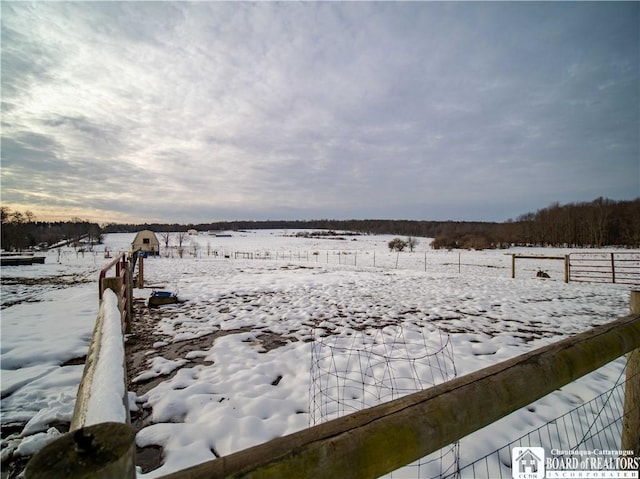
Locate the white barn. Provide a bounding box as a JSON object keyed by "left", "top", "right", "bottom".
{"left": 131, "top": 230, "right": 160, "bottom": 256}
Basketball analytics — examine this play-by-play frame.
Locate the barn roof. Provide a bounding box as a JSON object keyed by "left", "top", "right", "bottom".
{"left": 132, "top": 230, "right": 159, "bottom": 243}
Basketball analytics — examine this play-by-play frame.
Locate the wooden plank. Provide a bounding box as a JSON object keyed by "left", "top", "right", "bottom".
{"left": 1, "top": 256, "right": 45, "bottom": 266}
{"left": 70, "top": 286, "right": 129, "bottom": 431}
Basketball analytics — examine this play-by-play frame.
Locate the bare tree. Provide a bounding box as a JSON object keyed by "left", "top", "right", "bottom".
{"left": 177, "top": 231, "right": 187, "bottom": 258}
{"left": 177, "top": 232, "right": 187, "bottom": 247}
{"left": 587, "top": 197, "right": 612, "bottom": 248}
{"left": 406, "top": 236, "right": 419, "bottom": 252}
{"left": 160, "top": 232, "right": 171, "bottom": 249}
{"left": 1, "top": 206, "right": 10, "bottom": 224}
{"left": 11, "top": 211, "right": 24, "bottom": 224}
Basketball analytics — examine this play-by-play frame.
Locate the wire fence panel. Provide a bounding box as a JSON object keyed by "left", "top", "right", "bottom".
{"left": 457, "top": 364, "right": 637, "bottom": 478}
{"left": 309, "top": 323, "right": 458, "bottom": 478}
{"left": 309, "top": 320, "right": 637, "bottom": 479}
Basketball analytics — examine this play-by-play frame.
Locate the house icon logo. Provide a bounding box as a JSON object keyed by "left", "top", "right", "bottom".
{"left": 512, "top": 447, "right": 545, "bottom": 479}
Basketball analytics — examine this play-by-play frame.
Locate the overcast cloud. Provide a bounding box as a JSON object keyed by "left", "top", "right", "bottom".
{"left": 1, "top": 1, "right": 638, "bottom": 224}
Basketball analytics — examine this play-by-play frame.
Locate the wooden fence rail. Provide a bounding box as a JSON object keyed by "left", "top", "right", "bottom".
{"left": 69, "top": 288, "right": 130, "bottom": 431}
{"left": 98, "top": 252, "right": 133, "bottom": 332}
{"left": 26, "top": 269, "right": 135, "bottom": 479}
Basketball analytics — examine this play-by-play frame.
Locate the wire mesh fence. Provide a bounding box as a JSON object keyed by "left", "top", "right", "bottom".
{"left": 309, "top": 322, "right": 458, "bottom": 478}
{"left": 309, "top": 319, "right": 637, "bottom": 479}
{"left": 456, "top": 363, "right": 637, "bottom": 478}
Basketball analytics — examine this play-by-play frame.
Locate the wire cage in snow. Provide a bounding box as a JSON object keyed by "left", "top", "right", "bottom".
{"left": 309, "top": 322, "right": 458, "bottom": 478}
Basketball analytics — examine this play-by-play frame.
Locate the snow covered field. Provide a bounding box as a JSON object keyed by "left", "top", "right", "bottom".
{"left": 1, "top": 230, "right": 637, "bottom": 478}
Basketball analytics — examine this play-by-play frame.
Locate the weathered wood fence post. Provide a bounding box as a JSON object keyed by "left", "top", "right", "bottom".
{"left": 25, "top": 422, "right": 135, "bottom": 479}
{"left": 137, "top": 254, "right": 144, "bottom": 289}
{"left": 101, "top": 276, "right": 122, "bottom": 298}
{"left": 126, "top": 265, "right": 133, "bottom": 331}
{"left": 622, "top": 290, "right": 640, "bottom": 452}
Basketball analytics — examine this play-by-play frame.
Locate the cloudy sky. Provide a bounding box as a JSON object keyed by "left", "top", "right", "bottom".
{"left": 2, "top": 2, "right": 638, "bottom": 224}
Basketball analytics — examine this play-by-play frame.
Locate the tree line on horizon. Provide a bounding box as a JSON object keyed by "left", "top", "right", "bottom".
{"left": 103, "top": 197, "right": 639, "bottom": 249}
{"left": 1, "top": 206, "right": 102, "bottom": 252}
{"left": 430, "top": 197, "right": 639, "bottom": 250}
{"left": 2, "top": 197, "right": 639, "bottom": 252}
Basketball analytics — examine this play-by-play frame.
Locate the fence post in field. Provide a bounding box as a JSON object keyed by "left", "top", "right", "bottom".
{"left": 24, "top": 422, "right": 136, "bottom": 479}
{"left": 564, "top": 255, "right": 570, "bottom": 283}
{"left": 611, "top": 253, "right": 616, "bottom": 284}
{"left": 511, "top": 253, "right": 516, "bottom": 279}
{"left": 125, "top": 266, "right": 133, "bottom": 333}
{"left": 622, "top": 290, "right": 640, "bottom": 452}
{"left": 137, "top": 255, "right": 144, "bottom": 289}
{"left": 102, "top": 277, "right": 123, "bottom": 306}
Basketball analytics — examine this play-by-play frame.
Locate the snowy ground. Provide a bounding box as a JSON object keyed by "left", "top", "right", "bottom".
{"left": 1, "top": 231, "right": 637, "bottom": 478}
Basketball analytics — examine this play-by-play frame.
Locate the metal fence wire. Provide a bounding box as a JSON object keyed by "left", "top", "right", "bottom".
{"left": 310, "top": 323, "right": 636, "bottom": 479}
{"left": 309, "top": 323, "right": 458, "bottom": 478}
{"left": 455, "top": 362, "right": 637, "bottom": 479}
{"left": 569, "top": 252, "right": 640, "bottom": 285}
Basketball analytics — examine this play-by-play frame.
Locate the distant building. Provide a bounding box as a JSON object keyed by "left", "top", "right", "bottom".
{"left": 208, "top": 230, "right": 232, "bottom": 237}
{"left": 131, "top": 230, "right": 160, "bottom": 256}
